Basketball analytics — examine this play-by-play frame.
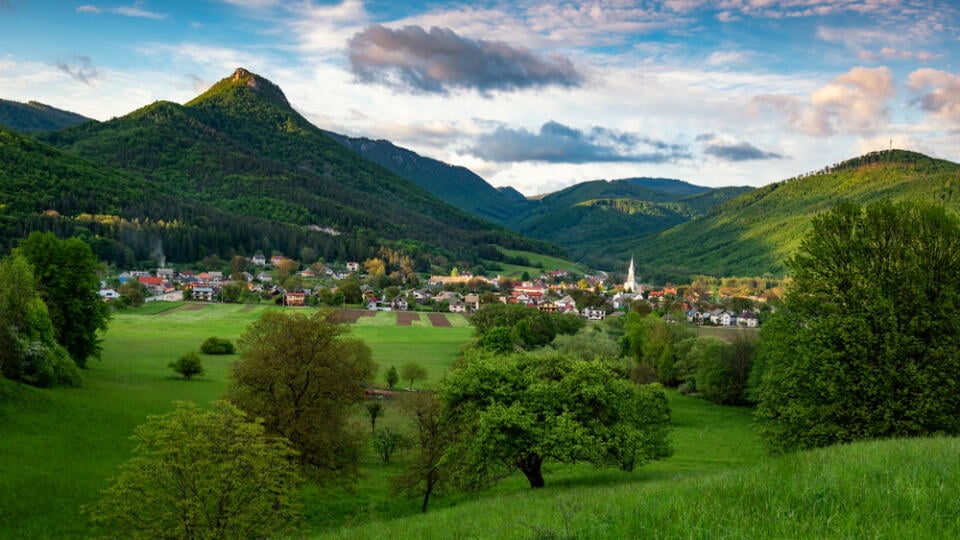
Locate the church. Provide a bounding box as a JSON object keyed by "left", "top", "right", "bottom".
{"left": 623, "top": 256, "right": 639, "bottom": 293}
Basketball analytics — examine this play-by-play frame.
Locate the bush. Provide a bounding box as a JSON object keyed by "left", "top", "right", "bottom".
{"left": 200, "top": 337, "right": 235, "bottom": 355}
{"left": 169, "top": 352, "right": 204, "bottom": 380}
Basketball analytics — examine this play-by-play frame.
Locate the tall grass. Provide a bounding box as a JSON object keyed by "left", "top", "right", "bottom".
{"left": 320, "top": 436, "right": 960, "bottom": 539}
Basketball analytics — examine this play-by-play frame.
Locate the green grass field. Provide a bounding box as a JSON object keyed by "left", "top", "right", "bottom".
{"left": 489, "top": 248, "right": 590, "bottom": 278}
{"left": 1, "top": 303, "right": 957, "bottom": 539}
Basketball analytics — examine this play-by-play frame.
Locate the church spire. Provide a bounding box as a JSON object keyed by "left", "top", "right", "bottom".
{"left": 625, "top": 256, "right": 637, "bottom": 293}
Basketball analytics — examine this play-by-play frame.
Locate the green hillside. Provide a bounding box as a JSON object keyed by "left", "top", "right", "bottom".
{"left": 508, "top": 179, "right": 752, "bottom": 266}
{"left": 0, "top": 98, "right": 92, "bottom": 133}
{"left": 0, "top": 126, "right": 399, "bottom": 266}
{"left": 629, "top": 150, "right": 960, "bottom": 277}
{"left": 35, "top": 68, "right": 557, "bottom": 264}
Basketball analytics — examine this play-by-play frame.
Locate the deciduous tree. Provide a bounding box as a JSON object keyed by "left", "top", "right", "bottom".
{"left": 169, "top": 351, "right": 204, "bottom": 380}
{"left": 400, "top": 362, "right": 428, "bottom": 389}
{"left": 440, "top": 350, "right": 672, "bottom": 489}
{"left": 15, "top": 232, "right": 109, "bottom": 368}
{"left": 0, "top": 254, "right": 80, "bottom": 387}
{"left": 226, "top": 309, "right": 375, "bottom": 480}
{"left": 756, "top": 201, "right": 960, "bottom": 451}
{"left": 89, "top": 401, "right": 302, "bottom": 538}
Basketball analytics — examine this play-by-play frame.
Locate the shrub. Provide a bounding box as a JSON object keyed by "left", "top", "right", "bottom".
{"left": 200, "top": 337, "right": 235, "bottom": 355}
{"left": 169, "top": 352, "right": 204, "bottom": 380}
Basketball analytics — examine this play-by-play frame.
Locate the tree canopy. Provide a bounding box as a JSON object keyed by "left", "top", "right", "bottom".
{"left": 440, "top": 350, "right": 672, "bottom": 489}
{"left": 0, "top": 254, "right": 80, "bottom": 387}
{"left": 89, "top": 401, "right": 302, "bottom": 539}
{"left": 755, "top": 200, "right": 960, "bottom": 451}
{"left": 15, "top": 232, "right": 109, "bottom": 368}
{"left": 226, "top": 309, "right": 376, "bottom": 481}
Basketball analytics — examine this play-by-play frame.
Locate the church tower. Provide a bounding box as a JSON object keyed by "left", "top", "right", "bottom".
{"left": 624, "top": 256, "right": 638, "bottom": 293}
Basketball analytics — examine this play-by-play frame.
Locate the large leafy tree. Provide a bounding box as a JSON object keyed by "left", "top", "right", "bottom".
{"left": 440, "top": 350, "right": 672, "bottom": 489}
{"left": 756, "top": 200, "right": 960, "bottom": 451}
{"left": 0, "top": 254, "right": 80, "bottom": 387}
{"left": 89, "top": 401, "right": 302, "bottom": 538}
{"left": 226, "top": 309, "right": 376, "bottom": 481}
{"left": 15, "top": 232, "right": 109, "bottom": 368}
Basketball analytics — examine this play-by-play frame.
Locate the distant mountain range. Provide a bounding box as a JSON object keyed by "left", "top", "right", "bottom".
{"left": 3, "top": 69, "right": 959, "bottom": 280}
{"left": 0, "top": 99, "right": 92, "bottom": 132}
{"left": 325, "top": 134, "right": 752, "bottom": 266}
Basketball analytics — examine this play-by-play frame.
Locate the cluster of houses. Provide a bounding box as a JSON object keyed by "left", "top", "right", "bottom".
{"left": 686, "top": 308, "right": 759, "bottom": 328}
{"left": 97, "top": 254, "right": 761, "bottom": 327}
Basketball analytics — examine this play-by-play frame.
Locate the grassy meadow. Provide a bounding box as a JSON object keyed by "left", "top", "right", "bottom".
{"left": 1, "top": 303, "right": 957, "bottom": 538}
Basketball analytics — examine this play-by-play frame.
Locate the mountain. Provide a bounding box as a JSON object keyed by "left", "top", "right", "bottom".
{"left": 0, "top": 125, "right": 339, "bottom": 266}
{"left": 628, "top": 149, "right": 960, "bottom": 278}
{"left": 36, "top": 68, "right": 557, "bottom": 266}
{"left": 323, "top": 132, "right": 527, "bottom": 223}
{"left": 287, "top": 127, "right": 753, "bottom": 267}
{"left": 505, "top": 179, "right": 752, "bottom": 266}
{"left": 0, "top": 99, "right": 92, "bottom": 133}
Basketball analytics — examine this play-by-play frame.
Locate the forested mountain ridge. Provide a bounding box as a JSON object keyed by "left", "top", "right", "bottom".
{"left": 323, "top": 132, "right": 528, "bottom": 223}
{"left": 0, "top": 125, "right": 369, "bottom": 266}
{"left": 35, "top": 68, "right": 558, "bottom": 264}
{"left": 0, "top": 98, "right": 92, "bottom": 133}
{"left": 627, "top": 149, "right": 960, "bottom": 278}
{"left": 504, "top": 179, "right": 753, "bottom": 267}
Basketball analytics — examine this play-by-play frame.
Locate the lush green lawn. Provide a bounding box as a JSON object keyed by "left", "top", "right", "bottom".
{"left": 0, "top": 303, "right": 471, "bottom": 538}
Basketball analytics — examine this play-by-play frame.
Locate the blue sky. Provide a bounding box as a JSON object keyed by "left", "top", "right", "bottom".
{"left": 1, "top": 0, "right": 958, "bottom": 195}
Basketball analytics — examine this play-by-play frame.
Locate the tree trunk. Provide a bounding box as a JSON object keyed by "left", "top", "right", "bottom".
{"left": 518, "top": 454, "right": 545, "bottom": 488}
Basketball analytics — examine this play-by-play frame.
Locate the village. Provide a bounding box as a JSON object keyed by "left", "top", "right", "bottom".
{"left": 99, "top": 253, "right": 765, "bottom": 328}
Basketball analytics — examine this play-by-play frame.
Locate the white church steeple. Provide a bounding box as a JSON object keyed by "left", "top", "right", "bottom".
{"left": 624, "top": 256, "right": 638, "bottom": 293}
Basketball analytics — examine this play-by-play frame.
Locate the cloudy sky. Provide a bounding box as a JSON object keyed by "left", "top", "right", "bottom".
{"left": 1, "top": 1, "right": 958, "bottom": 195}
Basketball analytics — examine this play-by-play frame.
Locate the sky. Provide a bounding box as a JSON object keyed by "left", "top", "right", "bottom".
{"left": 1, "top": 0, "right": 959, "bottom": 196}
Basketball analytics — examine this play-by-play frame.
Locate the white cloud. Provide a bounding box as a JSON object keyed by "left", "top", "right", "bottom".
{"left": 112, "top": 1, "right": 166, "bottom": 20}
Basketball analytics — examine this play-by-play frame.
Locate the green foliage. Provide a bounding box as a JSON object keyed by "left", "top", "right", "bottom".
{"left": 116, "top": 280, "right": 148, "bottom": 308}
{"left": 440, "top": 350, "right": 672, "bottom": 489}
{"left": 200, "top": 336, "right": 235, "bottom": 355}
{"left": 168, "top": 351, "right": 204, "bottom": 380}
{"left": 393, "top": 391, "right": 459, "bottom": 513}
{"left": 0, "top": 254, "right": 80, "bottom": 387}
{"left": 226, "top": 309, "right": 376, "bottom": 480}
{"left": 756, "top": 200, "right": 960, "bottom": 451}
{"left": 366, "top": 401, "right": 384, "bottom": 434}
{"left": 88, "top": 401, "right": 302, "bottom": 539}
{"left": 372, "top": 427, "right": 403, "bottom": 464}
{"left": 385, "top": 365, "right": 399, "bottom": 389}
{"left": 15, "top": 232, "right": 109, "bottom": 368}
{"left": 550, "top": 327, "right": 621, "bottom": 362}
{"left": 399, "top": 362, "right": 428, "bottom": 389}
{"left": 620, "top": 312, "right": 693, "bottom": 385}
{"left": 472, "top": 303, "right": 582, "bottom": 351}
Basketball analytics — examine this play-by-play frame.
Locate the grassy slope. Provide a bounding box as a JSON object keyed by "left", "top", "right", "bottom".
{"left": 0, "top": 304, "right": 470, "bottom": 538}
{"left": 631, "top": 150, "right": 960, "bottom": 277}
